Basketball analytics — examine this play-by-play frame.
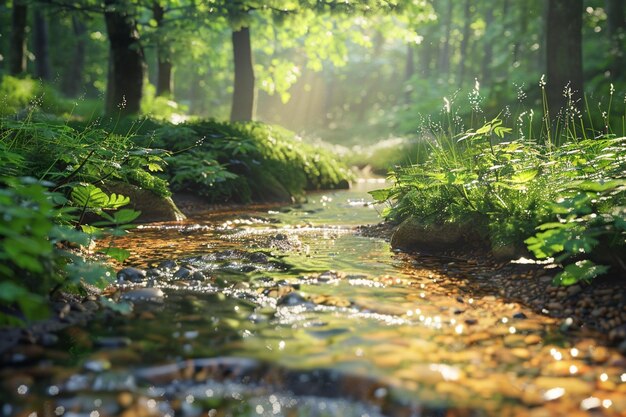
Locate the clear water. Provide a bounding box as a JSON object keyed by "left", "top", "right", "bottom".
{"left": 1, "top": 180, "right": 624, "bottom": 417}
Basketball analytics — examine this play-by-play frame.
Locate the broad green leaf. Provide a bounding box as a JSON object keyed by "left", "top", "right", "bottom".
{"left": 100, "top": 247, "right": 131, "bottom": 262}
{"left": 553, "top": 261, "right": 610, "bottom": 286}
{"left": 507, "top": 169, "right": 538, "bottom": 184}
{"left": 368, "top": 188, "right": 393, "bottom": 202}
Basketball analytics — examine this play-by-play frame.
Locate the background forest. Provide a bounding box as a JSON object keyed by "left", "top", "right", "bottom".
{"left": 1, "top": 0, "right": 625, "bottom": 143}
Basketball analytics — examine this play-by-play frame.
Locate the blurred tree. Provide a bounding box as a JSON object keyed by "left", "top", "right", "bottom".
{"left": 546, "top": 0, "right": 583, "bottom": 114}
{"left": 33, "top": 9, "right": 51, "bottom": 80}
{"left": 60, "top": 16, "right": 86, "bottom": 97}
{"left": 10, "top": 0, "right": 28, "bottom": 75}
{"left": 152, "top": 1, "right": 173, "bottom": 97}
{"left": 103, "top": 0, "right": 144, "bottom": 115}
{"left": 606, "top": 0, "right": 625, "bottom": 79}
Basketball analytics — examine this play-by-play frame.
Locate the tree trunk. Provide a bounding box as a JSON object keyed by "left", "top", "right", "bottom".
{"left": 153, "top": 1, "right": 173, "bottom": 96}
{"left": 404, "top": 43, "right": 415, "bottom": 103}
{"left": 481, "top": 4, "right": 494, "bottom": 84}
{"left": 606, "top": 0, "right": 626, "bottom": 78}
{"left": 458, "top": 0, "right": 472, "bottom": 88}
{"left": 10, "top": 0, "right": 28, "bottom": 75}
{"left": 546, "top": 0, "right": 583, "bottom": 114}
{"left": 104, "top": 0, "right": 144, "bottom": 116}
{"left": 61, "top": 16, "right": 86, "bottom": 97}
{"left": 33, "top": 9, "right": 51, "bottom": 81}
{"left": 156, "top": 60, "right": 173, "bottom": 96}
{"left": 230, "top": 26, "right": 255, "bottom": 122}
{"left": 438, "top": 0, "right": 453, "bottom": 78}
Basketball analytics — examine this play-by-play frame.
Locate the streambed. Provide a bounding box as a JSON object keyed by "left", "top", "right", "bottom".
{"left": 2, "top": 180, "right": 626, "bottom": 417}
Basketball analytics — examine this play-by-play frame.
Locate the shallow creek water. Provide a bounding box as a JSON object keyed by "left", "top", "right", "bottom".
{"left": 2, "top": 180, "right": 626, "bottom": 417}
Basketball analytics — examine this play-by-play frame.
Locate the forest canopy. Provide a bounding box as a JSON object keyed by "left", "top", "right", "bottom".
{"left": 1, "top": 0, "right": 623, "bottom": 142}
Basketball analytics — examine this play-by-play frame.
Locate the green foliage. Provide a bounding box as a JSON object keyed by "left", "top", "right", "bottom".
{"left": 0, "top": 117, "right": 171, "bottom": 197}
{"left": 0, "top": 177, "right": 142, "bottom": 325}
{"left": 140, "top": 83, "right": 189, "bottom": 121}
{"left": 0, "top": 75, "right": 76, "bottom": 117}
{"left": 374, "top": 118, "right": 626, "bottom": 284}
{"left": 141, "top": 120, "right": 351, "bottom": 203}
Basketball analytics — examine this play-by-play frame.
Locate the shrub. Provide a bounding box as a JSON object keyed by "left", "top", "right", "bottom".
{"left": 373, "top": 117, "right": 626, "bottom": 285}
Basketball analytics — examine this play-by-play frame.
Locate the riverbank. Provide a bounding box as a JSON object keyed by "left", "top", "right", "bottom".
{"left": 359, "top": 220, "right": 626, "bottom": 353}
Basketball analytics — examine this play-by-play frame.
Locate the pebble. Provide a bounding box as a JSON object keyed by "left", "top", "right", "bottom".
{"left": 117, "top": 268, "right": 146, "bottom": 283}
{"left": 157, "top": 260, "right": 177, "bottom": 271}
{"left": 513, "top": 312, "right": 528, "bottom": 320}
{"left": 95, "top": 337, "right": 131, "bottom": 348}
{"left": 524, "top": 335, "right": 542, "bottom": 345}
{"left": 121, "top": 288, "right": 165, "bottom": 303}
{"left": 533, "top": 377, "right": 592, "bottom": 395}
{"left": 173, "top": 267, "right": 192, "bottom": 280}
{"left": 277, "top": 292, "right": 309, "bottom": 307}
{"left": 545, "top": 302, "right": 562, "bottom": 311}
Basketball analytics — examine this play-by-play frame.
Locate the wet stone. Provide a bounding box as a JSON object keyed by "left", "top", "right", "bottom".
{"left": 157, "top": 260, "right": 177, "bottom": 271}
{"left": 513, "top": 312, "right": 528, "bottom": 320}
{"left": 173, "top": 267, "right": 192, "bottom": 280}
{"left": 191, "top": 271, "right": 207, "bottom": 281}
{"left": 121, "top": 288, "right": 165, "bottom": 303}
{"left": 95, "top": 337, "right": 131, "bottom": 348}
{"left": 277, "top": 292, "right": 309, "bottom": 307}
{"left": 117, "top": 268, "right": 146, "bottom": 283}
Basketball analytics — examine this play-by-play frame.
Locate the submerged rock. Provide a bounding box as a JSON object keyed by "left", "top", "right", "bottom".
{"left": 121, "top": 288, "right": 165, "bottom": 303}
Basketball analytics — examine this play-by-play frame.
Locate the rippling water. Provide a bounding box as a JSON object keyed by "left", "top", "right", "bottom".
{"left": 2, "top": 180, "right": 625, "bottom": 417}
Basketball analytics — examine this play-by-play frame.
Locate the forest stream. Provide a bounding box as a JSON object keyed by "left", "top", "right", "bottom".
{"left": 2, "top": 180, "right": 626, "bottom": 417}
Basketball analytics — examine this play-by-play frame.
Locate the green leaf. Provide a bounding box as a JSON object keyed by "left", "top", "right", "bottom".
{"left": 369, "top": 188, "right": 393, "bottom": 202}
{"left": 112, "top": 209, "right": 141, "bottom": 225}
{"left": 507, "top": 169, "right": 538, "bottom": 184}
{"left": 553, "top": 260, "right": 610, "bottom": 286}
{"left": 71, "top": 185, "right": 108, "bottom": 209}
{"left": 100, "top": 247, "right": 131, "bottom": 262}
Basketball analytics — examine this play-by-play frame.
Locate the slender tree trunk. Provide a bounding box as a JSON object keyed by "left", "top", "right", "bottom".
{"left": 438, "top": 0, "right": 453, "bottom": 78}
{"left": 230, "top": 26, "right": 255, "bottom": 122}
{"left": 104, "top": 0, "right": 145, "bottom": 116}
{"left": 512, "top": 4, "right": 529, "bottom": 64}
{"left": 153, "top": 1, "right": 173, "bottom": 96}
{"left": 156, "top": 60, "right": 173, "bottom": 96}
{"left": 606, "top": 0, "right": 626, "bottom": 78}
{"left": 458, "top": 0, "right": 472, "bottom": 88}
{"left": 420, "top": 38, "right": 434, "bottom": 77}
{"left": 481, "top": 5, "right": 494, "bottom": 83}
{"left": 546, "top": 0, "right": 583, "bottom": 114}
{"left": 61, "top": 16, "right": 86, "bottom": 97}
{"left": 10, "top": 0, "right": 28, "bottom": 75}
{"left": 404, "top": 43, "right": 415, "bottom": 103}
{"left": 33, "top": 9, "right": 51, "bottom": 81}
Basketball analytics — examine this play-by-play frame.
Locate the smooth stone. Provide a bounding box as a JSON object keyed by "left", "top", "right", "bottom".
{"left": 117, "top": 267, "right": 146, "bottom": 283}
{"left": 513, "top": 312, "right": 528, "bottom": 320}
{"left": 524, "top": 335, "right": 542, "bottom": 345}
{"left": 533, "top": 377, "right": 592, "bottom": 395}
{"left": 101, "top": 181, "right": 185, "bottom": 223}
{"left": 390, "top": 216, "right": 486, "bottom": 251}
{"left": 95, "top": 337, "right": 131, "bottom": 348}
{"left": 173, "top": 267, "right": 192, "bottom": 280}
{"left": 191, "top": 271, "right": 206, "bottom": 281}
{"left": 277, "top": 292, "right": 309, "bottom": 307}
{"left": 84, "top": 359, "right": 111, "bottom": 372}
{"left": 121, "top": 288, "right": 164, "bottom": 302}
{"left": 157, "top": 260, "right": 177, "bottom": 271}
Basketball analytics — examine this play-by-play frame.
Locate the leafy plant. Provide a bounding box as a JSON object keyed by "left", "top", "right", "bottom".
{"left": 374, "top": 116, "right": 626, "bottom": 284}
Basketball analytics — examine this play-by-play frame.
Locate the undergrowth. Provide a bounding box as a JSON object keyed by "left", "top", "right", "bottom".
{"left": 84, "top": 118, "right": 352, "bottom": 203}
{"left": 374, "top": 98, "right": 626, "bottom": 286}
